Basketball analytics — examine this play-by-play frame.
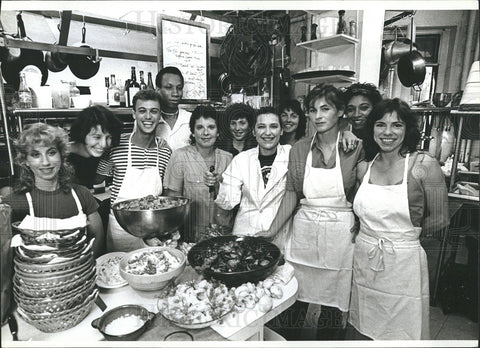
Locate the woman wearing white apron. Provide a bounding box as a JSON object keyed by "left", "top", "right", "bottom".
{"left": 262, "top": 85, "right": 364, "bottom": 340}
{"left": 1, "top": 123, "right": 103, "bottom": 257}
{"left": 95, "top": 90, "right": 171, "bottom": 252}
{"left": 349, "top": 98, "right": 449, "bottom": 340}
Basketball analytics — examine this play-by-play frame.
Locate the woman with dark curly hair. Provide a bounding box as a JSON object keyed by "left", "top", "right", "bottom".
{"left": 217, "top": 103, "right": 257, "bottom": 156}
{"left": 343, "top": 82, "right": 382, "bottom": 140}
{"left": 279, "top": 99, "right": 307, "bottom": 146}
{"left": 164, "top": 105, "right": 232, "bottom": 242}
{"left": 348, "top": 98, "right": 449, "bottom": 340}
{"left": 0, "top": 123, "right": 104, "bottom": 257}
{"left": 68, "top": 105, "right": 122, "bottom": 189}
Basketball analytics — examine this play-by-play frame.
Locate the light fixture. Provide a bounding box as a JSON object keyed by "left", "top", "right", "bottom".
{"left": 459, "top": 61, "right": 480, "bottom": 110}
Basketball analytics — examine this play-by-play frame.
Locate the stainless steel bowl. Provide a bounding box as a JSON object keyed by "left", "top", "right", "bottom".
{"left": 111, "top": 196, "right": 190, "bottom": 238}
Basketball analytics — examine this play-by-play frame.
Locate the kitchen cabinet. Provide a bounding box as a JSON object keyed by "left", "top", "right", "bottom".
{"left": 292, "top": 33, "right": 358, "bottom": 86}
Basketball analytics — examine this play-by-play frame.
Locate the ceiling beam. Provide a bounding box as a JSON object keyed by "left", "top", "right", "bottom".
{"left": 57, "top": 10, "right": 71, "bottom": 46}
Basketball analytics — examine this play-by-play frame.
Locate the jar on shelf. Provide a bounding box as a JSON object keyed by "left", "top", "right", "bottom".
{"left": 52, "top": 81, "right": 71, "bottom": 109}
{"left": 69, "top": 81, "right": 80, "bottom": 107}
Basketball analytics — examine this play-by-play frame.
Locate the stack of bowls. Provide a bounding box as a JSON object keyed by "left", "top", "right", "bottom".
{"left": 12, "top": 222, "right": 98, "bottom": 333}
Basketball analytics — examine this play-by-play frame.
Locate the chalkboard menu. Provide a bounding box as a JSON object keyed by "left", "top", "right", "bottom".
{"left": 157, "top": 15, "right": 210, "bottom": 102}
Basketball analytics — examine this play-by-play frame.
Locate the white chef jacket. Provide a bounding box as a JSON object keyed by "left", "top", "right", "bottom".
{"left": 155, "top": 108, "right": 192, "bottom": 151}
{"left": 215, "top": 144, "right": 291, "bottom": 236}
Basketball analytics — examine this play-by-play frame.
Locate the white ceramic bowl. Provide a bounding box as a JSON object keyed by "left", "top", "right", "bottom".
{"left": 119, "top": 247, "right": 186, "bottom": 291}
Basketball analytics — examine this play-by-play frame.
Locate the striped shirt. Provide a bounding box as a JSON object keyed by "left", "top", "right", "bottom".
{"left": 96, "top": 133, "right": 172, "bottom": 203}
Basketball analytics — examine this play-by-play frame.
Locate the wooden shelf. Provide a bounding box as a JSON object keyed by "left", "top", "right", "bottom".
{"left": 295, "top": 34, "right": 358, "bottom": 51}
{"left": 450, "top": 110, "right": 480, "bottom": 116}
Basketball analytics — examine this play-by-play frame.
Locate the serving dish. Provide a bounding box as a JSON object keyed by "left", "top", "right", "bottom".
{"left": 111, "top": 195, "right": 190, "bottom": 238}
{"left": 187, "top": 235, "right": 281, "bottom": 287}
{"left": 96, "top": 252, "right": 128, "bottom": 289}
{"left": 91, "top": 305, "right": 155, "bottom": 341}
{"left": 157, "top": 279, "right": 235, "bottom": 329}
{"left": 119, "top": 247, "right": 186, "bottom": 291}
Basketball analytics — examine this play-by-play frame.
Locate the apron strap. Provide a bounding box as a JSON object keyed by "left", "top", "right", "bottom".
{"left": 25, "top": 192, "right": 35, "bottom": 217}
{"left": 70, "top": 188, "right": 84, "bottom": 215}
{"left": 402, "top": 153, "right": 410, "bottom": 184}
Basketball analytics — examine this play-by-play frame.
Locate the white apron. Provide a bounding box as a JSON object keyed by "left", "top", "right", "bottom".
{"left": 349, "top": 153, "right": 430, "bottom": 340}
{"left": 107, "top": 133, "right": 163, "bottom": 252}
{"left": 285, "top": 134, "right": 354, "bottom": 310}
{"left": 21, "top": 189, "right": 87, "bottom": 232}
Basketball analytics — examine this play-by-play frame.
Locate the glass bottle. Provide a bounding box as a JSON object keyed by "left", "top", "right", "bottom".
{"left": 139, "top": 70, "right": 147, "bottom": 90}
{"left": 261, "top": 78, "right": 270, "bottom": 107}
{"left": 18, "top": 72, "right": 32, "bottom": 109}
{"left": 108, "top": 74, "right": 121, "bottom": 107}
{"left": 105, "top": 77, "right": 110, "bottom": 105}
{"left": 126, "top": 66, "right": 140, "bottom": 107}
{"left": 146, "top": 72, "right": 155, "bottom": 90}
{"left": 69, "top": 81, "right": 80, "bottom": 108}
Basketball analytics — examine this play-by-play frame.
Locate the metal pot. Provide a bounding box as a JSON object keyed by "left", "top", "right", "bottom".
{"left": 1, "top": 12, "right": 48, "bottom": 89}
{"left": 67, "top": 25, "right": 100, "bottom": 80}
{"left": 397, "top": 50, "right": 426, "bottom": 87}
{"left": 396, "top": 16, "right": 426, "bottom": 88}
{"left": 45, "top": 44, "right": 68, "bottom": 72}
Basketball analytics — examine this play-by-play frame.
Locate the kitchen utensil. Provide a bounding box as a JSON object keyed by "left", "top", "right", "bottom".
{"left": 111, "top": 196, "right": 190, "bottom": 239}
{"left": 119, "top": 247, "right": 186, "bottom": 291}
{"left": 432, "top": 93, "right": 453, "bottom": 107}
{"left": 7, "top": 315, "right": 18, "bottom": 341}
{"left": 1, "top": 12, "right": 48, "bottom": 89}
{"left": 188, "top": 235, "right": 281, "bottom": 287}
{"left": 45, "top": 44, "right": 68, "bottom": 72}
{"left": 91, "top": 305, "right": 155, "bottom": 341}
{"left": 397, "top": 16, "right": 426, "bottom": 87}
{"left": 67, "top": 23, "right": 100, "bottom": 80}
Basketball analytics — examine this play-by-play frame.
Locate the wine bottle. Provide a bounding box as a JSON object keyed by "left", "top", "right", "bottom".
{"left": 126, "top": 66, "right": 140, "bottom": 107}
{"left": 146, "top": 72, "right": 154, "bottom": 90}
{"left": 108, "top": 74, "right": 121, "bottom": 107}
{"left": 139, "top": 70, "right": 147, "bottom": 90}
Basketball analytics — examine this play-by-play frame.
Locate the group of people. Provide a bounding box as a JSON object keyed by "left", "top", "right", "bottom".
{"left": 1, "top": 65, "right": 449, "bottom": 341}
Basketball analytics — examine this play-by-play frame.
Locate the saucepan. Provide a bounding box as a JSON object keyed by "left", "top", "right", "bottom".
{"left": 397, "top": 17, "right": 426, "bottom": 88}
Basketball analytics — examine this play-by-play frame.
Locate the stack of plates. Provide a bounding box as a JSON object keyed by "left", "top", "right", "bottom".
{"left": 12, "top": 222, "right": 98, "bottom": 333}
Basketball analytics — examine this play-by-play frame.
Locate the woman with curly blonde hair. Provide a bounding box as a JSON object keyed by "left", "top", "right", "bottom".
{"left": 0, "top": 123, "right": 104, "bottom": 257}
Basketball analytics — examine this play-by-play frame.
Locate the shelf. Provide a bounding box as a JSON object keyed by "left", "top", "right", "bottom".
{"left": 450, "top": 110, "right": 480, "bottom": 116}
{"left": 295, "top": 34, "right": 358, "bottom": 51}
{"left": 457, "top": 171, "right": 480, "bottom": 175}
{"left": 13, "top": 108, "right": 133, "bottom": 116}
{"left": 448, "top": 193, "right": 480, "bottom": 202}
{"left": 292, "top": 70, "right": 356, "bottom": 85}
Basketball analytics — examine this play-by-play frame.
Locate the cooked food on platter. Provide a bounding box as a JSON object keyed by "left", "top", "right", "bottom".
{"left": 96, "top": 252, "right": 127, "bottom": 288}
{"left": 124, "top": 249, "right": 182, "bottom": 275}
{"left": 115, "top": 195, "right": 189, "bottom": 210}
{"left": 157, "top": 280, "right": 235, "bottom": 329}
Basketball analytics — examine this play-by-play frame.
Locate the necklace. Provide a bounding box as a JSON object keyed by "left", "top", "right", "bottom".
{"left": 161, "top": 110, "right": 179, "bottom": 117}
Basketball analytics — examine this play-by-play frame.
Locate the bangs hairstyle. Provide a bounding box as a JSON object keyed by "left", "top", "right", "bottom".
{"left": 278, "top": 99, "right": 306, "bottom": 140}
{"left": 132, "top": 89, "right": 161, "bottom": 111}
{"left": 364, "top": 98, "right": 421, "bottom": 161}
{"left": 254, "top": 106, "right": 282, "bottom": 128}
{"left": 189, "top": 105, "right": 218, "bottom": 145}
{"left": 14, "top": 123, "right": 72, "bottom": 193}
{"left": 344, "top": 82, "right": 382, "bottom": 107}
{"left": 69, "top": 105, "right": 122, "bottom": 147}
{"left": 220, "top": 103, "right": 255, "bottom": 138}
{"left": 304, "top": 83, "right": 345, "bottom": 112}
{"left": 155, "top": 66, "right": 184, "bottom": 88}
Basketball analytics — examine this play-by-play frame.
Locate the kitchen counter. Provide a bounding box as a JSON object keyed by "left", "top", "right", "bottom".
{"left": 1, "top": 265, "right": 298, "bottom": 344}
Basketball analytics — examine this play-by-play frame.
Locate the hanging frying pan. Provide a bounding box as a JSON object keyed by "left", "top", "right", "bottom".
{"left": 67, "top": 24, "right": 100, "bottom": 80}
{"left": 1, "top": 12, "right": 48, "bottom": 89}
{"left": 397, "top": 17, "right": 426, "bottom": 87}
